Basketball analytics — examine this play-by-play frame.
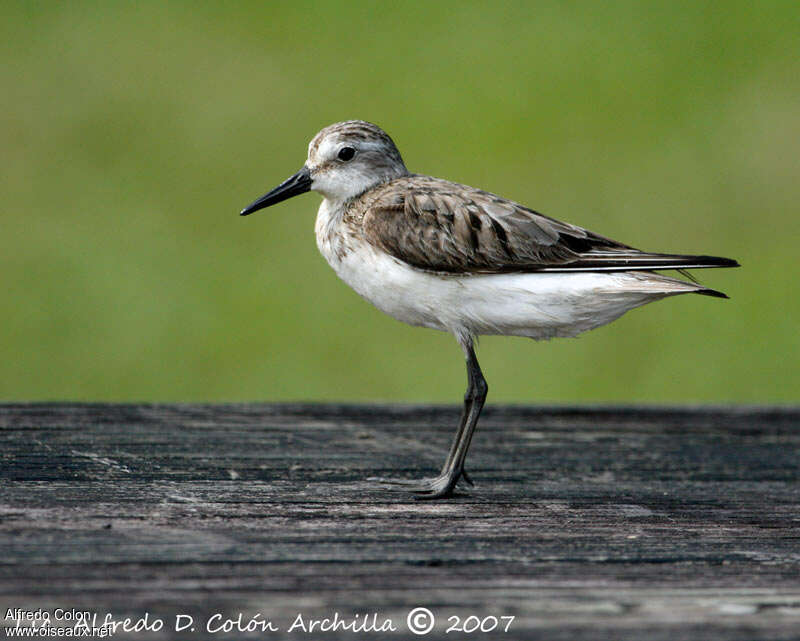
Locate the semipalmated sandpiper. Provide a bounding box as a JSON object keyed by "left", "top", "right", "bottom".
{"left": 241, "top": 120, "right": 738, "bottom": 499}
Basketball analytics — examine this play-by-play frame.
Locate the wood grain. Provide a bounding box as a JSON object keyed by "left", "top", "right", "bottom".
{"left": 1, "top": 404, "right": 799, "bottom": 639}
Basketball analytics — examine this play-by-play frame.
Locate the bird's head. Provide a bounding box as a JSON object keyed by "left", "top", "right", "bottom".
{"left": 240, "top": 120, "right": 408, "bottom": 216}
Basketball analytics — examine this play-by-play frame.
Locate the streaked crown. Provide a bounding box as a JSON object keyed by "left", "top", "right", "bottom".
{"left": 306, "top": 120, "right": 409, "bottom": 202}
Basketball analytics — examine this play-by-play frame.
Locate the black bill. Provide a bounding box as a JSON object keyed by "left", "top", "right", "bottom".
{"left": 240, "top": 166, "right": 312, "bottom": 216}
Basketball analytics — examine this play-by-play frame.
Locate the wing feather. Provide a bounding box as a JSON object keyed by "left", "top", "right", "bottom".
{"left": 360, "top": 176, "right": 738, "bottom": 274}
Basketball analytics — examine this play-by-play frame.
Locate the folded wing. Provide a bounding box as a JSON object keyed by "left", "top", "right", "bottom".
{"left": 361, "top": 176, "right": 738, "bottom": 274}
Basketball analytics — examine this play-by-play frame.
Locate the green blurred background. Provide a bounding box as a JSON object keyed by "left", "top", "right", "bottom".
{"left": 2, "top": 1, "right": 798, "bottom": 403}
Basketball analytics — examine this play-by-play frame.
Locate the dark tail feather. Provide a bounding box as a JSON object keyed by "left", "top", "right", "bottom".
{"left": 696, "top": 287, "right": 729, "bottom": 299}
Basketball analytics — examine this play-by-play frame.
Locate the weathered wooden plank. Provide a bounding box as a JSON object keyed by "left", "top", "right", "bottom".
{"left": 1, "top": 404, "right": 799, "bottom": 640}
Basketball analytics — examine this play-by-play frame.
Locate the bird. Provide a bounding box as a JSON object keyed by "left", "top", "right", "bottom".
{"left": 240, "top": 120, "right": 738, "bottom": 499}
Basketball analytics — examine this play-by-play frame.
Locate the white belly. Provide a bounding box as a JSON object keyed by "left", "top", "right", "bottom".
{"left": 315, "top": 202, "right": 693, "bottom": 341}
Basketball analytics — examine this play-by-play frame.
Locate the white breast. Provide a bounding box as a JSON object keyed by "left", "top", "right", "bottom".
{"left": 315, "top": 200, "right": 696, "bottom": 341}
{"left": 315, "top": 200, "right": 447, "bottom": 330}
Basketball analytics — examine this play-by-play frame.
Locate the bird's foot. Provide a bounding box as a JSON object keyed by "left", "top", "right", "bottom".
{"left": 370, "top": 468, "right": 473, "bottom": 499}
{"left": 369, "top": 476, "right": 437, "bottom": 489}
{"left": 411, "top": 472, "right": 459, "bottom": 499}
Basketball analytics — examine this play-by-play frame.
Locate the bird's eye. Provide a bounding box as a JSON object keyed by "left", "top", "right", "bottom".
{"left": 337, "top": 146, "right": 356, "bottom": 161}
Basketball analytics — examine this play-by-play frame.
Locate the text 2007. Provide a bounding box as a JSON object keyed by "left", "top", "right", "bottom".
{"left": 446, "top": 615, "right": 514, "bottom": 633}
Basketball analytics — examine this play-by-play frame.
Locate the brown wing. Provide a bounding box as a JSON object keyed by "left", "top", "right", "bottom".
{"left": 360, "top": 176, "right": 737, "bottom": 274}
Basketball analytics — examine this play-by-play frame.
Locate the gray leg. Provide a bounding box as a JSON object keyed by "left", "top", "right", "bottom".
{"left": 373, "top": 334, "right": 487, "bottom": 499}
{"left": 370, "top": 392, "right": 473, "bottom": 492}
{"left": 437, "top": 387, "right": 473, "bottom": 475}
{"left": 414, "top": 335, "right": 487, "bottom": 499}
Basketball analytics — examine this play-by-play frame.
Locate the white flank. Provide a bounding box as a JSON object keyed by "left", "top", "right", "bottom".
{"left": 316, "top": 200, "right": 701, "bottom": 341}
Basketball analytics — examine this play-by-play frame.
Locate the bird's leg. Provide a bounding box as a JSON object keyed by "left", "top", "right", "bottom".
{"left": 370, "top": 400, "right": 471, "bottom": 491}
{"left": 370, "top": 402, "right": 468, "bottom": 489}
{"left": 451, "top": 348, "right": 487, "bottom": 477}
{"left": 372, "top": 336, "right": 486, "bottom": 496}
{"left": 414, "top": 338, "right": 487, "bottom": 499}
{"left": 438, "top": 387, "right": 474, "bottom": 476}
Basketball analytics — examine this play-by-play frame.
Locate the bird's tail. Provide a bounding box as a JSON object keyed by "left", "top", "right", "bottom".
{"left": 614, "top": 269, "right": 733, "bottom": 299}
{"left": 694, "top": 286, "right": 729, "bottom": 299}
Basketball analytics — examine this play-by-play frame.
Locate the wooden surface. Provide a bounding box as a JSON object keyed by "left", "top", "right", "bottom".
{"left": 1, "top": 403, "right": 799, "bottom": 640}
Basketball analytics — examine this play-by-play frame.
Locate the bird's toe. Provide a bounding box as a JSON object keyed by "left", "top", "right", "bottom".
{"left": 370, "top": 476, "right": 438, "bottom": 491}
